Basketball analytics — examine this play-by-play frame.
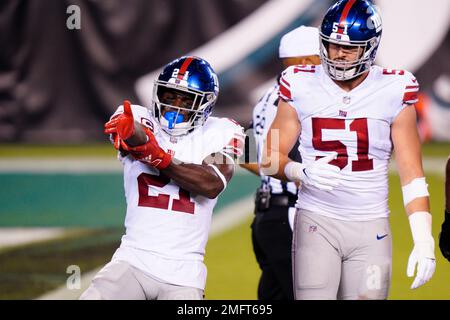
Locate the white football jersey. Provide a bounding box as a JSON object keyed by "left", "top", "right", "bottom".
{"left": 110, "top": 104, "right": 244, "bottom": 289}
{"left": 279, "top": 64, "right": 419, "bottom": 221}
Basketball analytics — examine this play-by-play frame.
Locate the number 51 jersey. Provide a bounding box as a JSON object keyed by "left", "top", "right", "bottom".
{"left": 279, "top": 64, "right": 419, "bottom": 221}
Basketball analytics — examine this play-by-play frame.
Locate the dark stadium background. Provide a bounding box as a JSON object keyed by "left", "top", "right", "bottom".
{"left": 0, "top": 0, "right": 449, "bottom": 299}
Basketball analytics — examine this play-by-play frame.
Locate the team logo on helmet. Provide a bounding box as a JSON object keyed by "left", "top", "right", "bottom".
{"left": 367, "top": 6, "right": 382, "bottom": 32}
{"left": 151, "top": 56, "right": 219, "bottom": 136}
{"left": 319, "top": 0, "right": 383, "bottom": 81}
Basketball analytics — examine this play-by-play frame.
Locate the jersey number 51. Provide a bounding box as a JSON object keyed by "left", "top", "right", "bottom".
{"left": 312, "top": 117, "right": 374, "bottom": 172}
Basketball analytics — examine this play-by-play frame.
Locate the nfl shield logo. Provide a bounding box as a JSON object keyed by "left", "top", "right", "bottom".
{"left": 339, "top": 110, "right": 347, "bottom": 117}
{"left": 343, "top": 96, "right": 351, "bottom": 104}
{"left": 309, "top": 225, "right": 317, "bottom": 233}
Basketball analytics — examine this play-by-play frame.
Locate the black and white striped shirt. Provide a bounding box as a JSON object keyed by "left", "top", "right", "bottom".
{"left": 250, "top": 83, "right": 301, "bottom": 195}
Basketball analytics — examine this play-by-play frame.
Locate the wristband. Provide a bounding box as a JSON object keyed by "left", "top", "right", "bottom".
{"left": 402, "top": 177, "right": 429, "bottom": 207}
{"left": 208, "top": 164, "right": 227, "bottom": 191}
{"left": 284, "top": 161, "right": 304, "bottom": 182}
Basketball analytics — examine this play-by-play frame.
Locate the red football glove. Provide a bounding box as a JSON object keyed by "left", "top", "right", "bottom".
{"left": 104, "top": 100, "right": 135, "bottom": 142}
{"left": 125, "top": 127, "right": 172, "bottom": 169}
{"left": 104, "top": 100, "right": 172, "bottom": 169}
{"left": 105, "top": 100, "right": 140, "bottom": 151}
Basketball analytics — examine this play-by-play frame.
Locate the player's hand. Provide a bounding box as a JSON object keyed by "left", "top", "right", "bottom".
{"left": 104, "top": 113, "right": 122, "bottom": 150}
{"left": 407, "top": 240, "right": 436, "bottom": 289}
{"left": 104, "top": 100, "right": 135, "bottom": 141}
{"left": 439, "top": 211, "right": 450, "bottom": 262}
{"left": 125, "top": 127, "right": 172, "bottom": 169}
{"left": 300, "top": 152, "right": 342, "bottom": 191}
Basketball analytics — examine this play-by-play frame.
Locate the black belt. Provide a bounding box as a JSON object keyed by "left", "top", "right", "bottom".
{"left": 255, "top": 186, "right": 297, "bottom": 211}
{"left": 269, "top": 194, "right": 297, "bottom": 207}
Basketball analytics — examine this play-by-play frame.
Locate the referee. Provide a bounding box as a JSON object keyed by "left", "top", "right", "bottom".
{"left": 240, "top": 26, "right": 321, "bottom": 300}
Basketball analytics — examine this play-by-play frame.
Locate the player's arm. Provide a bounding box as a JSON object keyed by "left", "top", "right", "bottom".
{"left": 126, "top": 131, "right": 234, "bottom": 199}
{"left": 104, "top": 100, "right": 235, "bottom": 199}
{"left": 122, "top": 122, "right": 147, "bottom": 147}
{"left": 261, "top": 99, "right": 300, "bottom": 180}
{"left": 161, "top": 153, "right": 234, "bottom": 199}
{"left": 261, "top": 99, "right": 341, "bottom": 190}
{"left": 391, "top": 104, "right": 435, "bottom": 289}
{"left": 160, "top": 125, "right": 244, "bottom": 199}
{"left": 392, "top": 105, "right": 430, "bottom": 215}
{"left": 439, "top": 156, "right": 450, "bottom": 262}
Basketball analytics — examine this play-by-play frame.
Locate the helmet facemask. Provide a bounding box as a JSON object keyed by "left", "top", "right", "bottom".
{"left": 320, "top": 32, "right": 380, "bottom": 81}
{"left": 152, "top": 80, "right": 217, "bottom": 136}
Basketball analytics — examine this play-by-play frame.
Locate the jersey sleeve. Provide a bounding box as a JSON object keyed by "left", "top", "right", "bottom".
{"left": 220, "top": 120, "right": 245, "bottom": 163}
{"left": 278, "top": 66, "right": 295, "bottom": 102}
{"left": 402, "top": 72, "right": 420, "bottom": 105}
{"left": 392, "top": 71, "right": 420, "bottom": 120}
{"left": 202, "top": 118, "right": 245, "bottom": 165}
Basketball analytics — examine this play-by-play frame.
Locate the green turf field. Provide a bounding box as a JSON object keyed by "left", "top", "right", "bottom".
{"left": 0, "top": 143, "right": 448, "bottom": 299}
{"left": 387, "top": 173, "right": 448, "bottom": 300}
{"left": 0, "top": 229, "right": 123, "bottom": 299}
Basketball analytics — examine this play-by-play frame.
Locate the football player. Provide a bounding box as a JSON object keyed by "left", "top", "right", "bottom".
{"left": 439, "top": 156, "right": 450, "bottom": 262}
{"left": 262, "top": 0, "right": 435, "bottom": 299}
{"left": 80, "top": 56, "right": 244, "bottom": 300}
{"left": 240, "top": 26, "right": 320, "bottom": 300}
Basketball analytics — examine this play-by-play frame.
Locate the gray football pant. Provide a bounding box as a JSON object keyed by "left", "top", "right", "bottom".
{"left": 79, "top": 260, "right": 204, "bottom": 300}
{"left": 293, "top": 210, "right": 392, "bottom": 300}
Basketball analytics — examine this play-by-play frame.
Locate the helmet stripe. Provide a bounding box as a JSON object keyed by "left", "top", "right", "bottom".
{"left": 338, "top": 0, "right": 357, "bottom": 33}
{"left": 177, "top": 56, "right": 194, "bottom": 80}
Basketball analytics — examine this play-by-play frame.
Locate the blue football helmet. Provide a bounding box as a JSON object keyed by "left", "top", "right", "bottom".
{"left": 320, "top": 0, "right": 382, "bottom": 81}
{"left": 152, "top": 56, "right": 219, "bottom": 136}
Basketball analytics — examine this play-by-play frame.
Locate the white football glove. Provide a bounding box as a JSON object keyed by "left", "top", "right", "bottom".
{"left": 284, "top": 152, "right": 342, "bottom": 191}
{"left": 407, "top": 211, "right": 436, "bottom": 289}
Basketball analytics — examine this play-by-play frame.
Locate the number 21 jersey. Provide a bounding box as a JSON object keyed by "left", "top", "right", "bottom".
{"left": 113, "top": 105, "right": 244, "bottom": 259}
{"left": 109, "top": 104, "right": 244, "bottom": 289}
